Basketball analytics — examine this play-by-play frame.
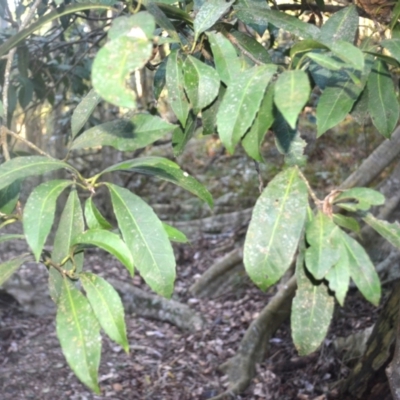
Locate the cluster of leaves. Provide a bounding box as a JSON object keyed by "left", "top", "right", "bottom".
{"left": 0, "top": 0, "right": 400, "bottom": 393}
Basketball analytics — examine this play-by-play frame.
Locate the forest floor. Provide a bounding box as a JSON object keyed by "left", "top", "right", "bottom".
{"left": 0, "top": 121, "right": 390, "bottom": 399}
{"left": 0, "top": 241, "right": 384, "bottom": 400}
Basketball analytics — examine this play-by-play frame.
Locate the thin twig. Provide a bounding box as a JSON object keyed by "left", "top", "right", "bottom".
{"left": 224, "top": 31, "right": 264, "bottom": 66}
{"left": 297, "top": 167, "right": 322, "bottom": 207}
{"left": 2, "top": 127, "right": 54, "bottom": 159}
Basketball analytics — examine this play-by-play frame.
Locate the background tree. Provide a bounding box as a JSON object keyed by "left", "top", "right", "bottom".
{"left": 1, "top": 0, "right": 400, "bottom": 398}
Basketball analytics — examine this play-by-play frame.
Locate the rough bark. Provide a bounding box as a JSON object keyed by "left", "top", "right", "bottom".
{"left": 340, "top": 281, "right": 400, "bottom": 399}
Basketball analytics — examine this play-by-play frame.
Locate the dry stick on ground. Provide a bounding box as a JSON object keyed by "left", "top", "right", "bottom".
{"left": 209, "top": 127, "right": 400, "bottom": 399}
{"left": 386, "top": 298, "right": 400, "bottom": 400}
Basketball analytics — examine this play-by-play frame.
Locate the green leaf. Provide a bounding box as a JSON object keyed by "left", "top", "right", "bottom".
{"left": 316, "top": 71, "right": 364, "bottom": 137}
{"left": 153, "top": 57, "right": 167, "bottom": 100}
{"left": 50, "top": 189, "right": 84, "bottom": 302}
{"left": 56, "top": 277, "right": 101, "bottom": 394}
{"left": 166, "top": 49, "right": 190, "bottom": 127}
{"left": 162, "top": 222, "right": 188, "bottom": 243}
{"left": 381, "top": 39, "right": 400, "bottom": 63}
{"left": 242, "top": 83, "right": 274, "bottom": 161}
{"left": 367, "top": 59, "right": 399, "bottom": 138}
{"left": 84, "top": 198, "right": 112, "bottom": 230}
{"left": 233, "top": 0, "right": 270, "bottom": 30}
{"left": 244, "top": 167, "right": 308, "bottom": 290}
{"left": 71, "top": 89, "right": 101, "bottom": 139}
{"left": 318, "top": 5, "right": 358, "bottom": 44}
{"left": 101, "top": 156, "right": 213, "bottom": 207}
{"left": 334, "top": 187, "right": 385, "bottom": 207}
{"left": 273, "top": 110, "right": 307, "bottom": 167}
{"left": 228, "top": 30, "right": 272, "bottom": 65}
{"left": 290, "top": 39, "right": 329, "bottom": 59}
{"left": 0, "top": 180, "right": 20, "bottom": 214}
{"left": 80, "top": 273, "right": 129, "bottom": 352}
{"left": 108, "top": 12, "right": 155, "bottom": 40}
{"left": 332, "top": 214, "right": 360, "bottom": 233}
{"left": 172, "top": 111, "right": 196, "bottom": 156}
{"left": 0, "top": 156, "right": 71, "bottom": 191}
{"left": 193, "top": 0, "right": 235, "bottom": 41}
{"left": 92, "top": 33, "right": 152, "bottom": 108}
{"left": 261, "top": 9, "right": 320, "bottom": 39}
{"left": 202, "top": 84, "right": 225, "bottom": 135}
{"left": 305, "top": 212, "right": 341, "bottom": 279}
{"left": 183, "top": 56, "right": 220, "bottom": 113}
{"left": 292, "top": 247, "right": 335, "bottom": 355}
{"left": 217, "top": 64, "right": 276, "bottom": 153}
{"left": 363, "top": 213, "right": 400, "bottom": 249}
{"left": 0, "top": 254, "right": 29, "bottom": 286}
{"left": 71, "top": 114, "right": 177, "bottom": 151}
{"left": 73, "top": 230, "right": 134, "bottom": 275}
{"left": 107, "top": 184, "right": 176, "bottom": 297}
{"left": 325, "top": 248, "right": 350, "bottom": 306}
{"left": 330, "top": 40, "right": 364, "bottom": 71}
{"left": 0, "top": 234, "right": 24, "bottom": 244}
{"left": 341, "top": 232, "right": 381, "bottom": 306}
{"left": 206, "top": 32, "right": 241, "bottom": 85}
{"left": 307, "top": 52, "right": 346, "bottom": 71}
{"left": 142, "top": 0, "right": 180, "bottom": 43}
{"left": 23, "top": 180, "right": 72, "bottom": 262}
{"left": 274, "top": 70, "right": 310, "bottom": 129}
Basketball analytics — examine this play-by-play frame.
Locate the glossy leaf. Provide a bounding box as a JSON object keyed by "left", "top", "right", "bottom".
{"left": 318, "top": 5, "right": 358, "bottom": 44}
{"left": 341, "top": 232, "right": 381, "bottom": 306}
{"left": 172, "top": 111, "right": 196, "bottom": 156}
{"left": 292, "top": 249, "right": 334, "bottom": 355}
{"left": 0, "top": 156, "right": 71, "bottom": 191}
{"left": 92, "top": 32, "right": 152, "bottom": 108}
{"left": 23, "top": 180, "right": 72, "bottom": 262}
{"left": 73, "top": 230, "right": 134, "bottom": 275}
{"left": 206, "top": 32, "right": 241, "bottom": 85}
{"left": 233, "top": 0, "right": 269, "bottom": 35}
{"left": 244, "top": 167, "right": 308, "bottom": 290}
{"left": 367, "top": 60, "right": 399, "bottom": 138}
{"left": 381, "top": 39, "right": 400, "bottom": 63}
{"left": 290, "top": 39, "right": 329, "bottom": 59}
{"left": 316, "top": 71, "right": 364, "bottom": 137}
{"left": 217, "top": 64, "right": 276, "bottom": 153}
{"left": 84, "top": 198, "right": 112, "bottom": 230}
{"left": 202, "top": 85, "right": 225, "bottom": 135}
{"left": 330, "top": 40, "right": 364, "bottom": 71}
{"left": 107, "top": 184, "right": 176, "bottom": 298}
{"left": 162, "top": 222, "right": 188, "bottom": 243}
{"left": 193, "top": 0, "right": 235, "bottom": 41}
{"left": 166, "top": 49, "right": 190, "bottom": 127}
{"left": 305, "top": 212, "right": 341, "bottom": 279}
{"left": 0, "top": 180, "right": 20, "bottom": 214}
{"left": 363, "top": 213, "right": 400, "bottom": 249}
{"left": 334, "top": 187, "right": 385, "bottom": 207}
{"left": 242, "top": 83, "right": 274, "bottom": 161}
{"left": 56, "top": 277, "right": 101, "bottom": 393}
{"left": 325, "top": 248, "right": 350, "bottom": 306}
{"left": 71, "top": 89, "right": 101, "bottom": 139}
{"left": 0, "top": 254, "right": 29, "bottom": 286}
{"left": 261, "top": 9, "right": 320, "bottom": 39}
{"left": 101, "top": 156, "right": 213, "bottom": 207}
{"left": 80, "top": 272, "right": 129, "bottom": 352}
{"left": 183, "top": 56, "right": 220, "bottom": 113}
{"left": 107, "top": 12, "right": 155, "bottom": 40}
{"left": 228, "top": 30, "right": 272, "bottom": 65}
{"left": 153, "top": 57, "right": 167, "bottom": 100}
{"left": 71, "top": 114, "right": 177, "bottom": 151}
{"left": 274, "top": 70, "right": 310, "bottom": 129}
{"left": 307, "top": 52, "right": 345, "bottom": 71}
{"left": 50, "top": 189, "right": 84, "bottom": 302}
{"left": 332, "top": 214, "right": 360, "bottom": 233}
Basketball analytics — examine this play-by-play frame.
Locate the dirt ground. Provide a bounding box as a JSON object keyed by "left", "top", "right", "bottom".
{"left": 0, "top": 235, "right": 383, "bottom": 400}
